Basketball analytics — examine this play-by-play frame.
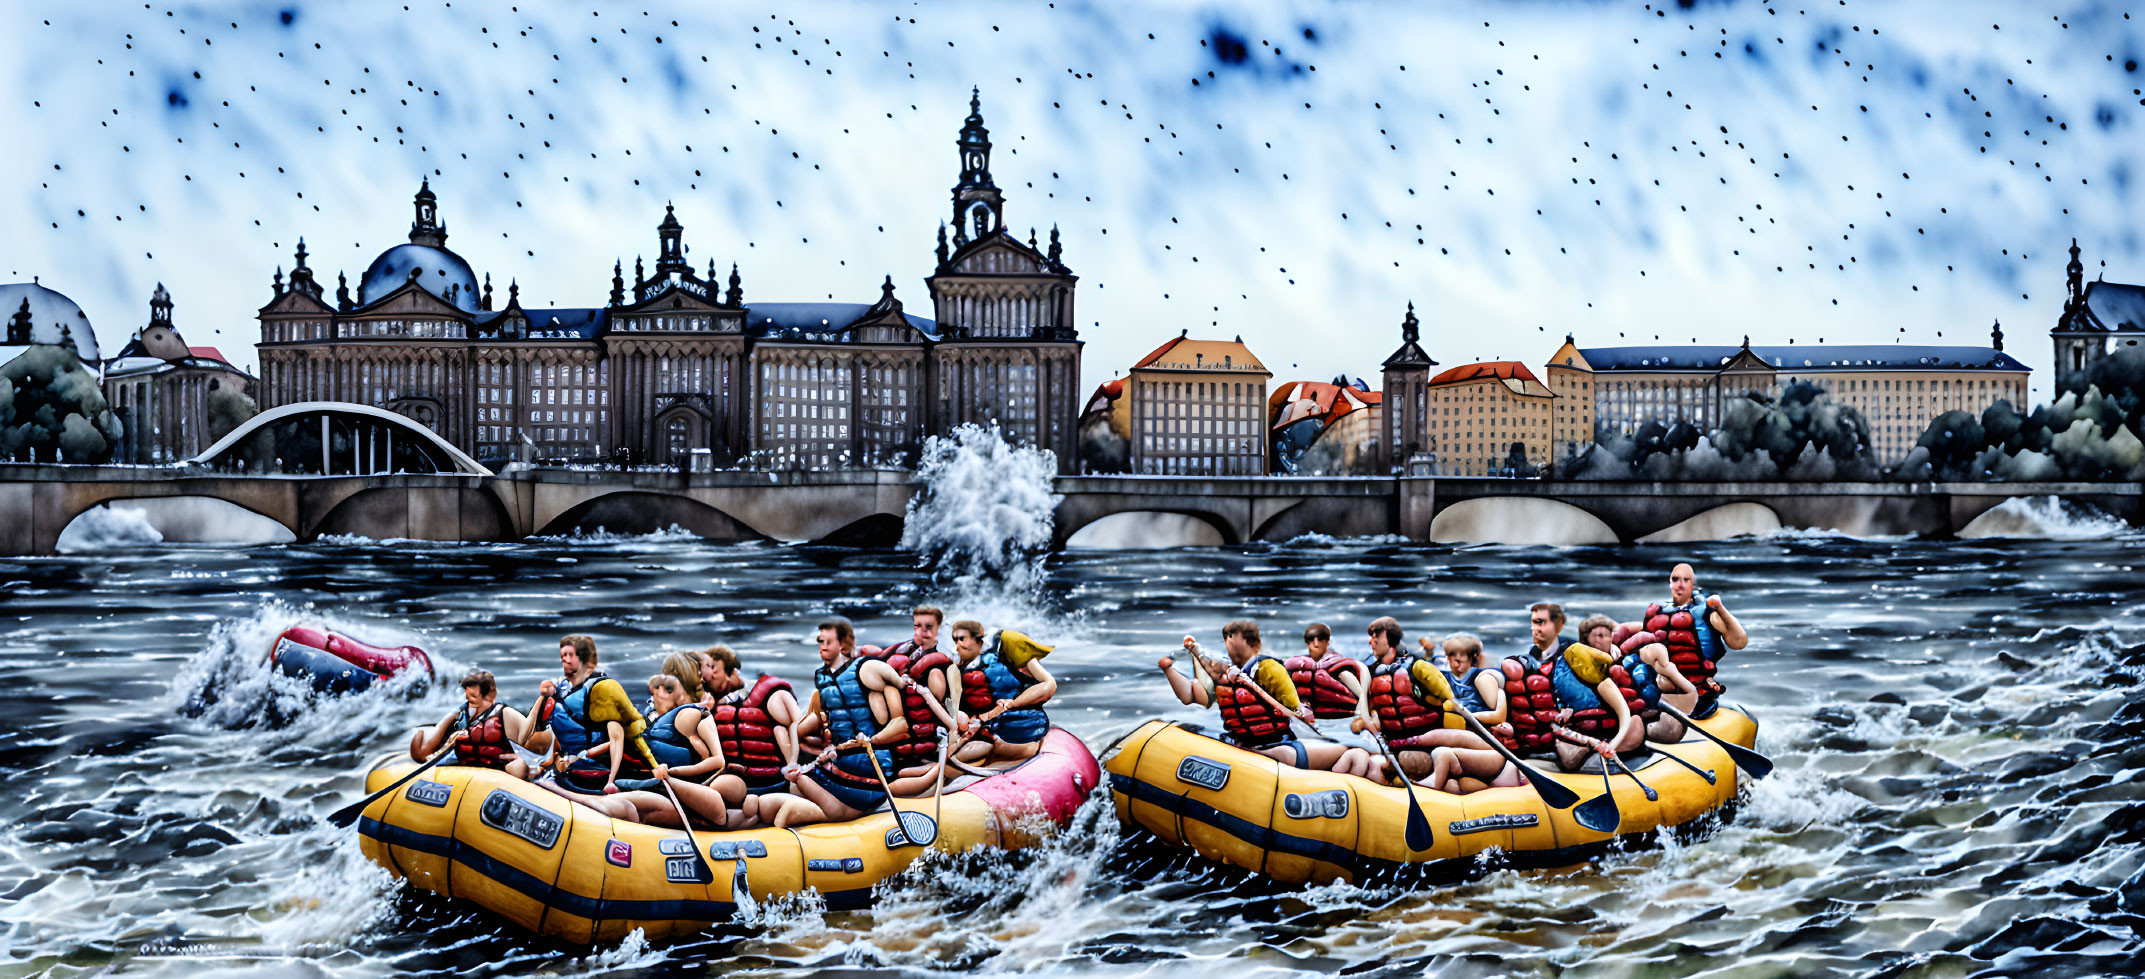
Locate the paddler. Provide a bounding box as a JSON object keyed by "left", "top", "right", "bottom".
{"left": 528, "top": 635, "right": 662, "bottom": 820}
{"left": 872, "top": 607, "right": 965, "bottom": 792}
{"left": 1577, "top": 613, "right": 1701, "bottom": 743}
{"left": 409, "top": 669, "right": 532, "bottom": 780}
{"left": 1285, "top": 623, "right": 1372, "bottom": 724}
{"left": 1360, "top": 618, "right": 1490, "bottom": 778}
{"left": 949, "top": 620, "right": 1057, "bottom": 767}
{"left": 1546, "top": 641, "right": 1647, "bottom": 772}
{"left": 699, "top": 644, "right": 807, "bottom": 829}
{"left": 760, "top": 618, "right": 906, "bottom": 828}
{"left": 1160, "top": 620, "right": 1379, "bottom": 778}
{"left": 1639, "top": 563, "right": 1748, "bottom": 728}
{"left": 1495, "top": 603, "right": 1568, "bottom": 753}
{"left": 614, "top": 671, "right": 731, "bottom": 827}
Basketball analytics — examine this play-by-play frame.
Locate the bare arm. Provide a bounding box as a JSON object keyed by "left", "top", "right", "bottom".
{"left": 1472, "top": 671, "right": 1508, "bottom": 727}
{"left": 1003, "top": 659, "right": 1055, "bottom": 712}
{"left": 602, "top": 721, "right": 626, "bottom": 787}
{"left": 1706, "top": 596, "right": 1748, "bottom": 651}
{"left": 767, "top": 689, "right": 803, "bottom": 768}
{"left": 414, "top": 713, "right": 456, "bottom": 760}
{"left": 665, "top": 708, "right": 724, "bottom": 779}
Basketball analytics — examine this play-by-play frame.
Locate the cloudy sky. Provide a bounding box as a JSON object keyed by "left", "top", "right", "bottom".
{"left": 3, "top": 2, "right": 2140, "bottom": 401}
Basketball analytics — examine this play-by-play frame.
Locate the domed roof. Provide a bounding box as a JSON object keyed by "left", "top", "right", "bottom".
{"left": 0, "top": 280, "right": 100, "bottom": 361}
{"left": 360, "top": 243, "right": 480, "bottom": 313}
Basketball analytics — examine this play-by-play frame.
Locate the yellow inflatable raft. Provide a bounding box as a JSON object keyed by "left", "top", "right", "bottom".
{"left": 1105, "top": 706, "right": 1758, "bottom": 883}
{"left": 356, "top": 728, "right": 1099, "bottom": 942}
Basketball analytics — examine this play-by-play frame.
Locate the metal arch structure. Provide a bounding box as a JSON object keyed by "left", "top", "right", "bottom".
{"left": 186, "top": 401, "right": 494, "bottom": 477}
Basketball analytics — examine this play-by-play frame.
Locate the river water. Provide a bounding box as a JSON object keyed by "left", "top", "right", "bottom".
{"left": 4, "top": 504, "right": 2144, "bottom": 977}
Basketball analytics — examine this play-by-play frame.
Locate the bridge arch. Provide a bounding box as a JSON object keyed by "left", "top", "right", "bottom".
{"left": 1429, "top": 497, "right": 1619, "bottom": 546}
{"left": 1060, "top": 509, "right": 1238, "bottom": 548}
{"left": 55, "top": 495, "right": 299, "bottom": 549}
{"left": 536, "top": 491, "right": 765, "bottom": 541}
{"left": 187, "top": 401, "right": 492, "bottom": 476}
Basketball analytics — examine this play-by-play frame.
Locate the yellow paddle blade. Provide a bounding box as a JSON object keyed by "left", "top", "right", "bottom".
{"left": 1562, "top": 642, "right": 1612, "bottom": 685}
{"left": 1414, "top": 659, "right": 1457, "bottom": 703}
{"left": 998, "top": 630, "right": 1053, "bottom": 668}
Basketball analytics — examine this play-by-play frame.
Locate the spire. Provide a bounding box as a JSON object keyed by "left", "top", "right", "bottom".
{"left": 507, "top": 279, "right": 520, "bottom": 307}
{"left": 609, "top": 259, "right": 626, "bottom": 306}
{"left": 936, "top": 222, "right": 951, "bottom": 269}
{"left": 726, "top": 263, "right": 743, "bottom": 306}
{"left": 950, "top": 86, "right": 1004, "bottom": 244}
{"left": 1401, "top": 302, "right": 1419, "bottom": 344}
{"left": 708, "top": 256, "right": 719, "bottom": 282}
{"left": 634, "top": 255, "right": 646, "bottom": 287}
{"left": 1382, "top": 301, "right": 1434, "bottom": 369}
{"left": 6, "top": 297, "right": 29, "bottom": 345}
{"left": 410, "top": 178, "right": 446, "bottom": 247}
{"left": 1047, "top": 224, "right": 1063, "bottom": 270}
{"left": 1991, "top": 318, "right": 2004, "bottom": 351}
{"left": 656, "top": 203, "right": 688, "bottom": 274}
{"left": 2062, "top": 237, "right": 2087, "bottom": 329}
{"left": 149, "top": 282, "right": 173, "bottom": 326}
{"left": 272, "top": 265, "right": 284, "bottom": 297}
{"left": 1741, "top": 333, "right": 1750, "bottom": 349}
{"left": 481, "top": 272, "right": 493, "bottom": 311}
{"left": 336, "top": 271, "right": 351, "bottom": 310}
{"left": 287, "top": 239, "right": 321, "bottom": 298}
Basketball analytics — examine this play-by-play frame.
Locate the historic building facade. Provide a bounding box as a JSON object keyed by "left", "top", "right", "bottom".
{"left": 1126, "top": 333, "right": 1271, "bottom": 475}
{"left": 103, "top": 284, "right": 257, "bottom": 463}
{"left": 2050, "top": 238, "right": 2145, "bottom": 392}
{"left": 1422, "top": 360, "right": 1556, "bottom": 477}
{"left": 1576, "top": 330, "right": 2029, "bottom": 465}
{"left": 1377, "top": 303, "right": 1436, "bottom": 472}
{"left": 255, "top": 91, "right": 1082, "bottom": 472}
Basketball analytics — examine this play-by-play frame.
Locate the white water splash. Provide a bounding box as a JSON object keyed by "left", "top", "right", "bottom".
{"left": 167, "top": 600, "right": 446, "bottom": 732}
{"left": 1957, "top": 496, "right": 2134, "bottom": 541}
{"left": 54, "top": 503, "right": 164, "bottom": 552}
{"left": 528, "top": 524, "right": 710, "bottom": 545}
{"left": 899, "top": 423, "right": 1059, "bottom": 611}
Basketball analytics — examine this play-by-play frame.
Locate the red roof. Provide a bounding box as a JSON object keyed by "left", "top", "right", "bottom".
{"left": 1131, "top": 336, "right": 1184, "bottom": 370}
{"left": 1430, "top": 361, "right": 1541, "bottom": 386}
{"left": 188, "top": 345, "right": 228, "bottom": 364}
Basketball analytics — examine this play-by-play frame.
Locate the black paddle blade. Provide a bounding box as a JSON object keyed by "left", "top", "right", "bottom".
{"left": 1572, "top": 791, "right": 1621, "bottom": 834}
{"left": 1722, "top": 740, "right": 1774, "bottom": 779}
{"left": 1401, "top": 787, "right": 1433, "bottom": 852}
{"left": 325, "top": 803, "right": 365, "bottom": 829}
{"left": 1525, "top": 770, "right": 1582, "bottom": 810}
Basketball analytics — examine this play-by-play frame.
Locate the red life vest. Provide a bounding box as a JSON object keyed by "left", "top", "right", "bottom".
{"left": 893, "top": 650, "right": 955, "bottom": 763}
{"left": 1645, "top": 599, "right": 1724, "bottom": 691}
{"left": 1557, "top": 660, "right": 1650, "bottom": 739}
{"left": 452, "top": 705, "right": 511, "bottom": 768}
{"left": 1284, "top": 654, "right": 1364, "bottom": 720}
{"left": 1367, "top": 656, "right": 1443, "bottom": 742}
{"left": 1501, "top": 657, "right": 1558, "bottom": 753}
{"left": 1215, "top": 655, "right": 1292, "bottom": 747}
{"left": 713, "top": 674, "right": 792, "bottom": 782}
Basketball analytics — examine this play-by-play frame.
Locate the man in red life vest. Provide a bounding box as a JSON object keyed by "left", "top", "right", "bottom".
{"left": 1639, "top": 563, "right": 1749, "bottom": 736}
{"left": 1357, "top": 618, "right": 1487, "bottom": 779}
{"left": 871, "top": 606, "right": 965, "bottom": 791}
{"left": 1285, "top": 623, "right": 1371, "bottom": 725}
{"left": 410, "top": 670, "right": 532, "bottom": 780}
{"left": 1159, "top": 620, "right": 1379, "bottom": 778}
{"left": 1496, "top": 603, "right": 1570, "bottom": 753}
{"left": 697, "top": 644, "right": 807, "bottom": 829}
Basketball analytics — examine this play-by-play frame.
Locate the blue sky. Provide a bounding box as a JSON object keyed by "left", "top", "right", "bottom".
{"left": 3, "top": 2, "right": 2140, "bottom": 401}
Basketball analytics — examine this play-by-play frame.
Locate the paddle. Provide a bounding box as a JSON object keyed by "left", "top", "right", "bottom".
{"left": 1573, "top": 765, "right": 1622, "bottom": 834}
{"left": 1360, "top": 726, "right": 1434, "bottom": 852}
{"left": 1655, "top": 701, "right": 1773, "bottom": 779}
{"left": 861, "top": 741, "right": 939, "bottom": 848}
{"left": 1605, "top": 752, "right": 1658, "bottom": 802}
{"left": 1644, "top": 743, "right": 1717, "bottom": 785}
{"left": 328, "top": 703, "right": 500, "bottom": 828}
{"left": 1415, "top": 664, "right": 1588, "bottom": 814}
{"left": 654, "top": 772, "right": 716, "bottom": 883}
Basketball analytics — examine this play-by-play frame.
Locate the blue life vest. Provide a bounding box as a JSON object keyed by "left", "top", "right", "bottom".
{"left": 549, "top": 672, "right": 607, "bottom": 757}
{"left": 1617, "top": 653, "right": 1662, "bottom": 708}
{"left": 1550, "top": 656, "right": 1605, "bottom": 712}
{"left": 643, "top": 704, "right": 701, "bottom": 768}
{"left": 815, "top": 655, "right": 892, "bottom": 778}
{"left": 1443, "top": 666, "right": 1496, "bottom": 714}
{"left": 971, "top": 648, "right": 1047, "bottom": 738}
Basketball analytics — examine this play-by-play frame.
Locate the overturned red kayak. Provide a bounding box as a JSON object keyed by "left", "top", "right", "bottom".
{"left": 268, "top": 626, "right": 432, "bottom": 694}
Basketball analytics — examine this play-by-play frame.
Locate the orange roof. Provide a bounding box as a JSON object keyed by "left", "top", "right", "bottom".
{"left": 1268, "top": 380, "right": 1379, "bottom": 430}
{"left": 1132, "top": 336, "right": 1268, "bottom": 374}
{"left": 188, "top": 345, "right": 228, "bottom": 364}
{"left": 1430, "top": 360, "right": 1541, "bottom": 386}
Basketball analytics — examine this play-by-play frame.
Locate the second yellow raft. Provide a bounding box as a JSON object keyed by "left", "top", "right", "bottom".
{"left": 1106, "top": 706, "right": 1758, "bottom": 883}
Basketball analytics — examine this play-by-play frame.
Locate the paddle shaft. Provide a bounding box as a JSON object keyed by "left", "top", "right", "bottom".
{"left": 1655, "top": 701, "right": 1773, "bottom": 778}
{"left": 656, "top": 776, "right": 715, "bottom": 881}
{"left": 860, "top": 739, "right": 937, "bottom": 845}
{"left": 330, "top": 703, "right": 500, "bottom": 827}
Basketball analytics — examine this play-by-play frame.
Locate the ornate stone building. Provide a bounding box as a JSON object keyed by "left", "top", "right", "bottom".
{"left": 103, "top": 284, "right": 257, "bottom": 463}
{"left": 1125, "top": 333, "right": 1271, "bottom": 476}
{"left": 255, "top": 91, "right": 1081, "bottom": 472}
{"left": 2051, "top": 238, "right": 2145, "bottom": 392}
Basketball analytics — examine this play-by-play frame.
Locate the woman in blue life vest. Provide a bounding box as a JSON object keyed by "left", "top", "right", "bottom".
{"left": 409, "top": 670, "right": 534, "bottom": 780}
{"left": 757, "top": 618, "right": 907, "bottom": 829}
{"left": 613, "top": 662, "right": 734, "bottom": 828}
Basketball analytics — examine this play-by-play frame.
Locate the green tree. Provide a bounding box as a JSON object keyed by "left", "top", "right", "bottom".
{"left": 0, "top": 345, "right": 123, "bottom": 463}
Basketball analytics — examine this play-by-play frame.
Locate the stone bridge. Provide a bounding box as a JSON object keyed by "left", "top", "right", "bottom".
{"left": 1, "top": 467, "right": 2136, "bottom": 556}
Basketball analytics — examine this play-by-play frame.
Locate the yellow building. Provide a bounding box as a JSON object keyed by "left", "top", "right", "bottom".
{"left": 1127, "top": 334, "right": 1271, "bottom": 475}
{"left": 1576, "top": 332, "right": 2029, "bottom": 464}
{"left": 1543, "top": 335, "right": 1595, "bottom": 471}
{"left": 1425, "top": 361, "right": 1555, "bottom": 476}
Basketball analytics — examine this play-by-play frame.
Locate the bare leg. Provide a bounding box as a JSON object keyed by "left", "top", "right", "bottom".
{"left": 888, "top": 763, "right": 945, "bottom": 796}
{"left": 1390, "top": 748, "right": 1434, "bottom": 781}
{"left": 535, "top": 778, "right": 642, "bottom": 822}
{"left": 1553, "top": 741, "right": 1592, "bottom": 774}
{"left": 764, "top": 793, "right": 828, "bottom": 829}
{"left": 984, "top": 738, "right": 1042, "bottom": 765}
{"left": 504, "top": 759, "right": 530, "bottom": 781}
{"left": 787, "top": 775, "right": 867, "bottom": 824}
{"left": 1404, "top": 728, "right": 1496, "bottom": 751}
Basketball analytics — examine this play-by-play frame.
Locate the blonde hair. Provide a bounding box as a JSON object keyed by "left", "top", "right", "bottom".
{"left": 1441, "top": 633, "right": 1484, "bottom": 664}
{"left": 660, "top": 651, "right": 706, "bottom": 701}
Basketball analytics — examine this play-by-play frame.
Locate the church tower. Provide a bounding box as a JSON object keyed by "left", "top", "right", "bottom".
{"left": 925, "top": 88, "right": 1082, "bottom": 472}
{"left": 1379, "top": 303, "right": 1436, "bottom": 473}
{"left": 2051, "top": 238, "right": 2105, "bottom": 391}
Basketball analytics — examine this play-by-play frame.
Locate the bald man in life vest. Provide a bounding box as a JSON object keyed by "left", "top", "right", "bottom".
{"left": 1640, "top": 563, "right": 1748, "bottom": 737}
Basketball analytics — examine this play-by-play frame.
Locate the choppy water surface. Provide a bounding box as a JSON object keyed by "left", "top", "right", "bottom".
{"left": 4, "top": 527, "right": 2143, "bottom": 977}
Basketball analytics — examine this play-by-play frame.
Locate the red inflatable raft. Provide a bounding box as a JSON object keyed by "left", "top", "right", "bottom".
{"left": 268, "top": 626, "right": 432, "bottom": 694}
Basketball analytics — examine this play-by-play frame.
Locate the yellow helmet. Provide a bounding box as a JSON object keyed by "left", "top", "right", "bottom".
{"left": 997, "top": 630, "right": 1054, "bottom": 668}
